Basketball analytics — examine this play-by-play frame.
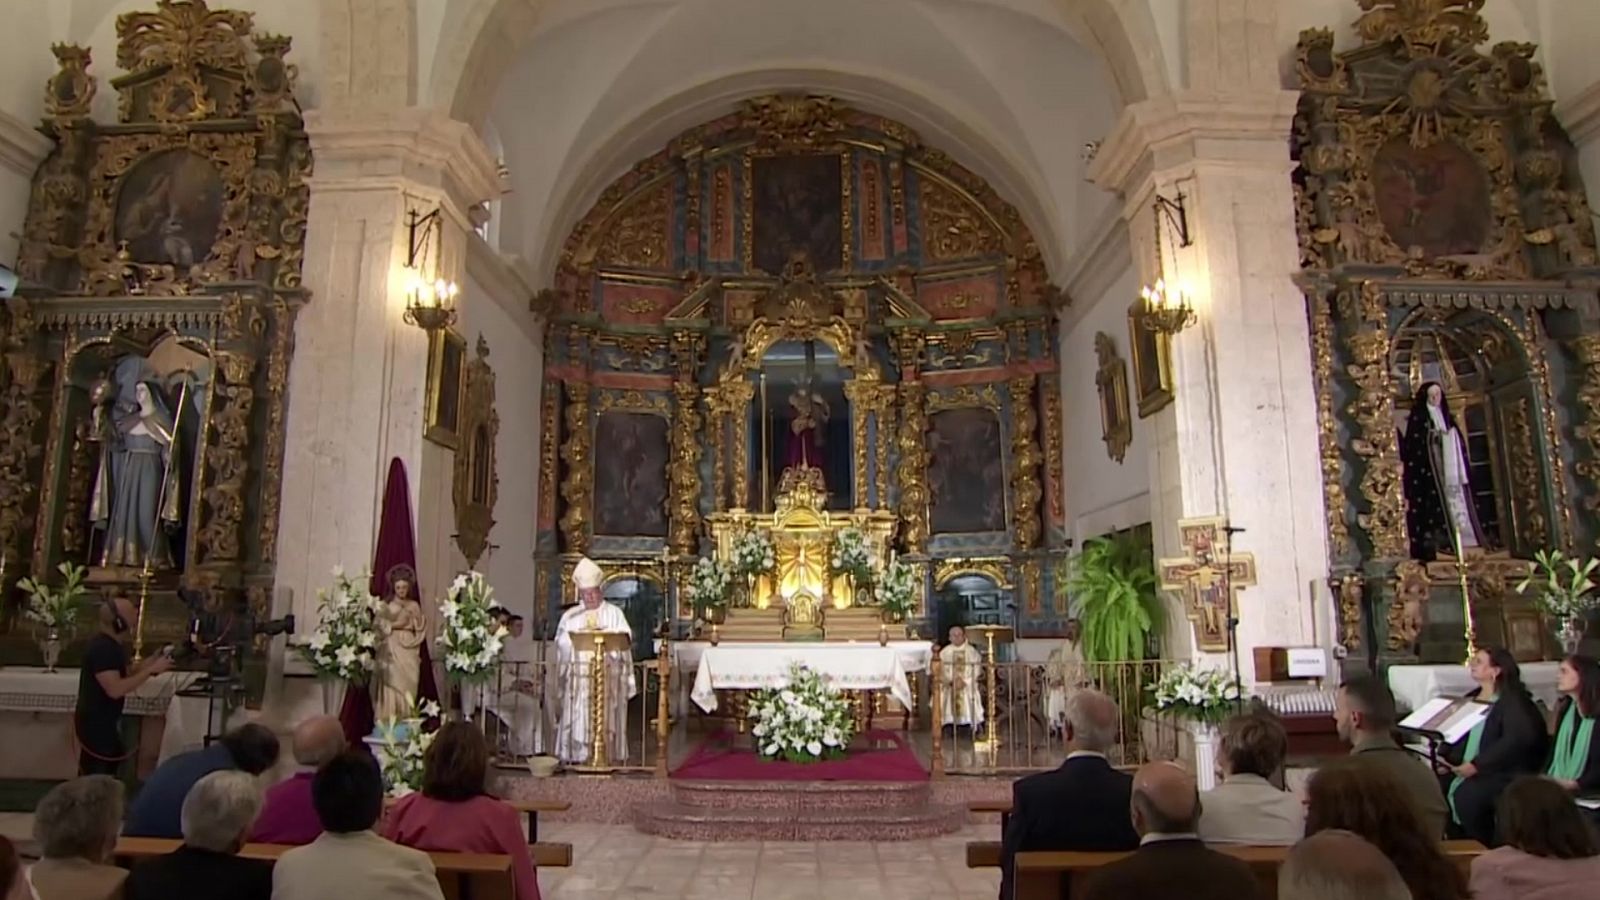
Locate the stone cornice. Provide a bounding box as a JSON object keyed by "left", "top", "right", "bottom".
{"left": 303, "top": 107, "right": 502, "bottom": 220}
{"left": 1088, "top": 89, "right": 1301, "bottom": 211}
{"left": 1557, "top": 80, "right": 1600, "bottom": 147}
{"left": 0, "top": 108, "right": 53, "bottom": 180}
{"left": 465, "top": 233, "right": 542, "bottom": 347}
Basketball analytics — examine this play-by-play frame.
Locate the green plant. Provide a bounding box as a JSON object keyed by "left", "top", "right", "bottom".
{"left": 18, "top": 563, "right": 91, "bottom": 632}
{"left": 1515, "top": 549, "right": 1600, "bottom": 619}
{"left": 1063, "top": 534, "right": 1162, "bottom": 662}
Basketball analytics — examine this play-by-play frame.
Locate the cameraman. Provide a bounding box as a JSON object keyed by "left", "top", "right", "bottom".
{"left": 77, "top": 594, "right": 173, "bottom": 775}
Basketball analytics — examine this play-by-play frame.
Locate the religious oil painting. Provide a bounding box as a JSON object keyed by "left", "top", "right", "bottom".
{"left": 114, "top": 149, "right": 226, "bottom": 268}
{"left": 1126, "top": 301, "right": 1174, "bottom": 418}
{"left": 752, "top": 154, "right": 843, "bottom": 275}
{"left": 594, "top": 411, "right": 670, "bottom": 537}
{"left": 1372, "top": 137, "right": 1492, "bottom": 259}
{"left": 425, "top": 329, "right": 466, "bottom": 448}
{"left": 928, "top": 408, "right": 1006, "bottom": 534}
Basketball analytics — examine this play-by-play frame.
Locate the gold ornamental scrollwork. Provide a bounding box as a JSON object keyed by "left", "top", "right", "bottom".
{"left": 1572, "top": 335, "right": 1600, "bottom": 550}
{"left": 593, "top": 180, "right": 671, "bottom": 271}
{"left": 1336, "top": 573, "right": 1364, "bottom": 652}
{"left": 257, "top": 297, "right": 295, "bottom": 563}
{"left": 45, "top": 44, "right": 97, "bottom": 119}
{"left": 537, "top": 378, "right": 560, "bottom": 532}
{"left": 1310, "top": 288, "right": 1350, "bottom": 557}
{"left": 917, "top": 176, "right": 1002, "bottom": 262}
{"left": 197, "top": 348, "right": 256, "bottom": 563}
{"left": 1353, "top": 0, "right": 1489, "bottom": 51}
{"left": 724, "top": 378, "right": 755, "bottom": 510}
{"left": 559, "top": 382, "right": 593, "bottom": 554}
{"left": 1009, "top": 375, "right": 1043, "bottom": 551}
{"left": 1388, "top": 560, "right": 1430, "bottom": 652}
{"left": 1040, "top": 378, "right": 1065, "bottom": 526}
{"left": 0, "top": 300, "right": 49, "bottom": 569}
{"left": 453, "top": 337, "right": 499, "bottom": 568}
{"left": 897, "top": 381, "right": 930, "bottom": 554}
{"left": 595, "top": 389, "right": 671, "bottom": 417}
{"left": 1345, "top": 282, "right": 1409, "bottom": 558}
{"left": 668, "top": 331, "right": 705, "bottom": 554}
{"left": 933, "top": 558, "right": 1012, "bottom": 591}
{"left": 843, "top": 379, "right": 873, "bottom": 510}
{"left": 1502, "top": 396, "right": 1547, "bottom": 550}
{"left": 926, "top": 384, "right": 1000, "bottom": 413}
{"left": 873, "top": 384, "right": 895, "bottom": 511}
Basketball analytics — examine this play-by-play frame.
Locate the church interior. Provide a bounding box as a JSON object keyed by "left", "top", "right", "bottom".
{"left": 1, "top": 1, "right": 1600, "bottom": 898}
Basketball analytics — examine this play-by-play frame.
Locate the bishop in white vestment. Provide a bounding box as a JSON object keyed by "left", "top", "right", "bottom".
{"left": 1045, "top": 619, "right": 1089, "bottom": 733}
{"left": 939, "top": 625, "right": 985, "bottom": 729}
{"left": 554, "top": 558, "right": 638, "bottom": 764}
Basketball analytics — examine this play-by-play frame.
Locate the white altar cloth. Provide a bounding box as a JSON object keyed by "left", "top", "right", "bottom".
{"left": 0, "top": 666, "right": 206, "bottom": 764}
{"left": 1388, "top": 662, "right": 1562, "bottom": 713}
{"left": 687, "top": 643, "right": 926, "bottom": 714}
{"left": 674, "top": 640, "right": 931, "bottom": 678}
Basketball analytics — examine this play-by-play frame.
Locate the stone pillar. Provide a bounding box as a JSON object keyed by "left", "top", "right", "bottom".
{"left": 273, "top": 108, "right": 500, "bottom": 626}
{"left": 1090, "top": 90, "right": 1329, "bottom": 669}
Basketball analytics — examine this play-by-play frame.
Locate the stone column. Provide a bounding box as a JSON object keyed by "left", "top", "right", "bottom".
{"left": 1090, "top": 89, "right": 1329, "bottom": 667}
{"left": 273, "top": 108, "right": 500, "bottom": 626}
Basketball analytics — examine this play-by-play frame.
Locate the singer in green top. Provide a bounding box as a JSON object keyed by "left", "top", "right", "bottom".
{"left": 1443, "top": 647, "right": 1548, "bottom": 846}
{"left": 1547, "top": 655, "right": 1600, "bottom": 794}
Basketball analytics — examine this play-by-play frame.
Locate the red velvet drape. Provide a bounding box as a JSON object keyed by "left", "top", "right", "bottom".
{"left": 338, "top": 458, "right": 441, "bottom": 748}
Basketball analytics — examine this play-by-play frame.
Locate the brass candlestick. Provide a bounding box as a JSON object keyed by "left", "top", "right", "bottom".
{"left": 132, "top": 565, "right": 152, "bottom": 663}
{"left": 982, "top": 629, "right": 999, "bottom": 751}
{"left": 1453, "top": 526, "right": 1477, "bottom": 665}
{"left": 588, "top": 632, "right": 607, "bottom": 769}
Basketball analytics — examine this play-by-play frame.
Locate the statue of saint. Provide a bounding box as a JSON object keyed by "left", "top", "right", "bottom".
{"left": 373, "top": 564, "right": 427, "bottom": 723}
{"left": 1400, "top": 381, "right": 1486, "bottom": 559}
{"left": 91, "top": 357, "right": 181, "bottom": 569}
{"left": 784, "top": 384, "right": 829, "bottom": 473}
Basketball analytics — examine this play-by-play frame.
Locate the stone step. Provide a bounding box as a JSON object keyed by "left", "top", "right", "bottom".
{"left": 632, "top": 799, "right": 965, "bottom": 841}
{"left": 670, "top": 778, "right": 931, "bottom": 811}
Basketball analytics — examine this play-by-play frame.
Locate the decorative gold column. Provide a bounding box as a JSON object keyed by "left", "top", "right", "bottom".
{"left": 1309, "top": 287, "right": 1350, "bottom": 558}
{"left": 896, "top": 381, "right": 930, "bottom": 553}
{"left": 929, "top": 648, "right": 944, "bottom": 778}
{"left": 559, "top": 381, "right": 593, "bottom": 555}
{"left": 1343, "top": 281, "right": 1408, "bottom": 558}
{"left": 197, "top": 349, "right": 259, "bottom": 564}
{"left": 669, "top": 332, "right": 705, "bottom": 554}
{"left": 874, "top": 384, "right": 895, "bottom": 510}
{"left": 537, "top": 377, "right": 561, "bottom": 533}
{"left": 1039, "top": 378, "right": 1064, "bottom": 530}
{"left": 843, "top": 379, "right": 872, "bottom": 509}
{"left": 1572, "top": 335, "right": 1600, "bottom": 551}
{"left": 1008, "top": 374, "right": 1042, "bottom": 550}
{"left": 725, "top": 378, "right": 754, "bottom": 509}
{"left": 0, "top": 301, "right": 47, "bottom": 578}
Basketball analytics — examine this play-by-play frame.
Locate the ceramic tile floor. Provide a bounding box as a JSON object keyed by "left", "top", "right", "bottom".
{"left": 0, "top": 813, "right": 999, "bottom": 900}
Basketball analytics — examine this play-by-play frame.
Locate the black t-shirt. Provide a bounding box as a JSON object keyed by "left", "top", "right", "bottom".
{"left": 77, "top": 632, "right": 128, "bottom": 750}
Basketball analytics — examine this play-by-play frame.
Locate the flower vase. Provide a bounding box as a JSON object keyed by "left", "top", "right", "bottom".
{"left": 320, "top": 678, "right": 346, "bottom": 715}
{"left": 1187, "top": 721, "right": 1222, "bottom": 791}
{"left": 1559, "top": 616, "right": 1587, "bottom": 654}
{"left": 37, "top": 628, "right": 64, "bottom": 673}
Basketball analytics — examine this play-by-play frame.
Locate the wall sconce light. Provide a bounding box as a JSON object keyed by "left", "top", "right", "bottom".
{"left": 401, "top": 206, "right": 459, "bottom": 332}
{"left": 1138, "top": 192, "right": 1197, "bottom": 335}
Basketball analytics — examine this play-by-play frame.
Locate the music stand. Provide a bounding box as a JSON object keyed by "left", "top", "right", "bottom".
{"left": 967, "top": 624, "right": 1014, "bottom": 753}
{"left": 568, "top": 630, "right": 632, "bottom": 772}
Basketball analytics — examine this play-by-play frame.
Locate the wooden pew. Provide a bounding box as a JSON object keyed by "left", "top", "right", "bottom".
{"left": 966, "top": 841, "right": 1002, "bottom": 868}
{"left": 1011, "top": 839, "right": 1487, "bottom": 900}
{"left": 967, "top": 798, "right": 1012, "bottom": 833}
{"left": 507, "top": 798, "right": 571, "bottom": 842}
{"left": 114, "top": 836, "right": 572, "bottom": 900}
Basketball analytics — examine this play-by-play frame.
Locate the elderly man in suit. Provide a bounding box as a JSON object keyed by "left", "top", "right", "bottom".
{"left": 1000, "top": 689, "right": 1138, "bottom": 900}
{"left": 1198, "top": 710, "right": 1305, "bottom": 845}
{"left": 1079, "top": 762, "right": 1263, "bottom": 900}
{"left": 271, "top": 752, "right": 444, "bottom": 900}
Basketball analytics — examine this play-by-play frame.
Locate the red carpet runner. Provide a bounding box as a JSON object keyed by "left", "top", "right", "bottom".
{"left": 671, "top": 729, "right": 929, "bottom": 782}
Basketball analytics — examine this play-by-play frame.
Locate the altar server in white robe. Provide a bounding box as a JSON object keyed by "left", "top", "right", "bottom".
{"left": 1045, "top": 619, "right": 1090, "bottom": 733}
{"left": 939, "top": 625, "right": 985, "bottom": 730}
{"left": 489, "top": 614, "right": 545, "bottom": 757}
{"left": 554, "top": 558, "right": 637, "bottom": 764}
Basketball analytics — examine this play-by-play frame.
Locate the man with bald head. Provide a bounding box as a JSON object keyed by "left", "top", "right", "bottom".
{"left": 1280, "top": 830, "right": 1410, "bottom": 900}
{"left": 76, "top": 592, "right": 173, "bottom": 775}
{"left": 252, "top": 715, "right": 346, "bottom": 844}
{"left": 1079, "top": 761, "right": 1263, "bottom": 900}
{"left": 1000, "top": 689, "right": 1138, "bottom": 900}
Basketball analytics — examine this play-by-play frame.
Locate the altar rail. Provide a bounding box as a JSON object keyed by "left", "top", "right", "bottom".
{"left": 480, "top": 655, "right": 671, "bottom": 774}
{"left": 932, "top": 658, "right": 1176, "bottom": 775}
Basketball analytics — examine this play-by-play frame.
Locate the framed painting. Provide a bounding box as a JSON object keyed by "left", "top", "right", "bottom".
{"left": 1094, "top": 332, "right": 1133, "bottom": 463}
{"left": 927, "top": 407, "right": 1006, "bottom": 534}
{"left": 752, "top": 154, "right": 843, "bottom": 275}
{"left": 593, "top": 411, "right": 670, "bottom": 537}
{"left": 1127, "top": 301, "right": 1174, "bottom": 418}
{"left": 425, "top": 328, "right": 467, "bottom": 448}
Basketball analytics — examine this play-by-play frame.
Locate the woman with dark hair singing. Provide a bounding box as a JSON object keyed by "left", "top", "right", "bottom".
{"left": 1443, "top": 646, "right": 1550, "bottom": 845}
{"left": 1547, "top": 654, "right": 1600, "bottom": 794}
{"left": 1305, "top": 758, "right": 1469, "bottom": 900}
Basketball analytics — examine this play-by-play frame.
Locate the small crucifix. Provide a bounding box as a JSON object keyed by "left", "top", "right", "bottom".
{"left": 1158, "top": 517, "right": 1257, "bottom": 653}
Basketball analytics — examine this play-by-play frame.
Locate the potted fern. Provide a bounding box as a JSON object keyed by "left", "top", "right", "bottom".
{"left": 1063, "top": 534, "right": 1162, "bottom": 662}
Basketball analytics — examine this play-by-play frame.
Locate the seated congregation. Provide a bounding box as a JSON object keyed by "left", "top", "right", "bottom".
{"left": 11, "top": 714, "right": 549, "bottom": 900}
{"left": 995, "top": 649, "right": 1600, "bottom": 900}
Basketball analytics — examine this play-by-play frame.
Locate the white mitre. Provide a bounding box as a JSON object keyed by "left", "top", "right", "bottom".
{"left": 573, "top": 556, "right": 604, "bottom": 590}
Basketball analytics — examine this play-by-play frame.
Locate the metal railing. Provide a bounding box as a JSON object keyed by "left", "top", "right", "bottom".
{"left": 478, "top": 654, "right": 670, "bottom": 774}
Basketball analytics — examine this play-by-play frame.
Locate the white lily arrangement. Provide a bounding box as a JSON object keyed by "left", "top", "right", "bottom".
{"left": 299, "top": 566, "right": 379, "bottom": 682}
{"left": 373, "top": 696, "right": 441, "bottom": 796}
{"left": 687, "top": 556, "right": 731, "bottom": 615}
{"left": 829, "top": 526, "right": 874, "bottom": 586}
{"left": 437, "top": 570, "right": 508, "bottom": 685}
{"left": 874, "top": 557, "right": 918, "bottom": 619}
{"left": 749, "top": 662, "right": 856, "bottom": 764}
{"left": 1149, "top": 664, "right": 1244, "bottom": 728}
{"left": 730, "top": 528, "right": 777, "bottom": 579}
{"left": 1515, "top": 549, "right": 1600, "bottom": 619}
{"left": 18, "top": 563, "right": 90, "bottom": 633}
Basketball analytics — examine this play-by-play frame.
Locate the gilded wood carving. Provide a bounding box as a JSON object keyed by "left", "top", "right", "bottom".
{"left": 453, "top": 337, "right": 499, "bottom": 567}
{"left": 1093, "top": 332, "right": 1132, "bottom": 465}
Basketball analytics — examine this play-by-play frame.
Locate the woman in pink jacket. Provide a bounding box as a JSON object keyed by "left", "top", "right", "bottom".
{"left": 1469, "top": 776, "right": 1600, "bottom": 900}
{"left": 383, "top": 723, "right": 541, "bottom": 900}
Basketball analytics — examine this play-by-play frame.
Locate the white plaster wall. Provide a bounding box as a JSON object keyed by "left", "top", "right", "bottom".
{"left": 1059, "top": 263, "right": 1151, "bottom": 546}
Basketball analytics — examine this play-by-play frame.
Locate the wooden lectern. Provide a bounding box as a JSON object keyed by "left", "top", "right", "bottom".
{"left": 568, "top": 630, "right": 632, "bottom": 772}
{"left": 966, "top": 624, "right": 1014, "bottom": 752}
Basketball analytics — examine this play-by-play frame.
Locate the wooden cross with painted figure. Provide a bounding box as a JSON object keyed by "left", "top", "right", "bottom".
{"left": 1158, "top": 517, "right": 1258, "bottom": 653}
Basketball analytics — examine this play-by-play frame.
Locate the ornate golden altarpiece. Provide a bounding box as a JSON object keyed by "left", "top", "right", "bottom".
{"left": 1293, "top": 1, "right": 1600, "bottom": 665}
{"left": 534, "top": 95, "right": 1071, "bottom": 639}
{"left": 0, "top": 1, "right": 310, "bottom": 662}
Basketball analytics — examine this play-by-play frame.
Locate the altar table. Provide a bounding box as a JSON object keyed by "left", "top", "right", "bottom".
{"left": 685, "top": 642, "right": 931, "bottom": 714}
{"left": 0, "top": 667, "right": 208, "bottom": 779}
{"left": 1388, "top": 662, "right": 1562, "bottom": 713}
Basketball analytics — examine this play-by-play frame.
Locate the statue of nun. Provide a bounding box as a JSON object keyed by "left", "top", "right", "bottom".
{"left": 1400, "top": 381, "right": 1486, "bottom": 560}
{"left": 91, "top": 357, "right": 182, "bottom": 568}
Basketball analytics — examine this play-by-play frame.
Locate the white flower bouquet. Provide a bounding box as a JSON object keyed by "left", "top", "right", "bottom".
{"left": 373, "top": 696, "right": 441, "bottom": 796}
{"left": 299, "top": 566, "right": 379, "bottom": 682}
{"left": 438, "top": 571, "right": 509, "bottom": 685}
{"left": 687, "top": 556, "right": 731, "bottom": 617}
{"left": 1515, "top": 549, "right": 1600, "bottom": 619}
{"left": 874, "top": 557, "right": 918, "bottom": 620}
{"left": 1149, "top": 664, "right": 1244, "bottom": 728}
{"left": 829, "top": 527, "right": 874, "bottom": 587}
{"left": 17, "top": 563, "right": 90, "bottom": 633}
{"left": 731, "top": 528, "right": 777, "bottom": 579}
{"left": 749, "top": 662, "right": 856, "bottom": 763}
